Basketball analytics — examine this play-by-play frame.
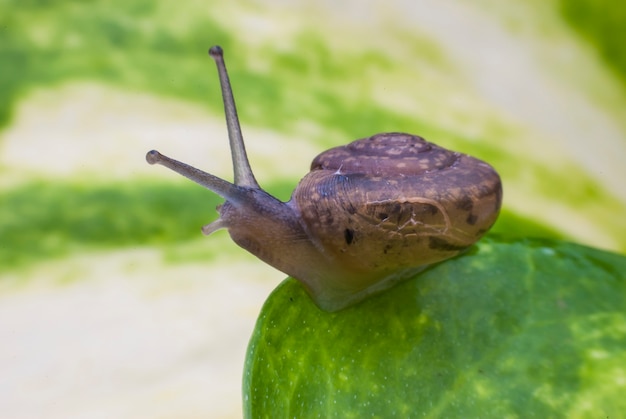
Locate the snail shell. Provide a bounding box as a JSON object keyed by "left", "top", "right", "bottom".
{"left": 146, "top": 46, "right": 503, "bottom": 312}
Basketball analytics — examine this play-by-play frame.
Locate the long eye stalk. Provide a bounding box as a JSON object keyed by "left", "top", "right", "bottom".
{"left": 208, "top": 46, "right": 259, "bottom": 189}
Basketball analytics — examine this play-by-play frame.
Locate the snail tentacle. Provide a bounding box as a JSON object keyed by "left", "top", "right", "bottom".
{"left": 209, "top": 46, "right": 259, "bottom": 189}
{"left": 145, "top": 150, "right": 244, "bottom": 204}
{"left": 202, "top": 218, "right": 228, "bottom": 235}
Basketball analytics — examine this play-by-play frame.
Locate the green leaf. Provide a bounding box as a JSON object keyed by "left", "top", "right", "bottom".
{"left": 243, "top": 237, "right": 626, "bottom": 418}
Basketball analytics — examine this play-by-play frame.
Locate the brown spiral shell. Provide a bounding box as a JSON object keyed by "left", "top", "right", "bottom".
{"left": 293, "top": 132, "right": 502, "bottom": 291}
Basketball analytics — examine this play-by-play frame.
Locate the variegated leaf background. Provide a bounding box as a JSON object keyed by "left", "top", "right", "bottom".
{"left": 1, "top": 0, "right": 624, "bottom": 417}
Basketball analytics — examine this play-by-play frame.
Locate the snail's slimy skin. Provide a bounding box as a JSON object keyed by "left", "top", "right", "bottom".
{"left": 146, "top": 46, "right": 503, "bottom": 312}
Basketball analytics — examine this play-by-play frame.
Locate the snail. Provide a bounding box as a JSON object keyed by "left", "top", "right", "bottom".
{"left": 146, "top": 45, "right": 502, "bottom": 312}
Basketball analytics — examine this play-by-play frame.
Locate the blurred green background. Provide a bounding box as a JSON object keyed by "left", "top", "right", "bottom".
{"left": 1, "top": 0, "right": 625, "bottom": 417}
{"left": 1, "top": 0, "right": 626, "bottom": 269}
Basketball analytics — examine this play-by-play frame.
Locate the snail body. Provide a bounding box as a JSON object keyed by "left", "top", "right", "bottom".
{"left": 147, "top": 46, "right": 502, "bottom": 312}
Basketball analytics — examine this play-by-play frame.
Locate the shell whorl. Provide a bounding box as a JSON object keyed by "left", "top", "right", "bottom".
{"left": 311, "top": 133, "right": 460, "bottom": 176}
